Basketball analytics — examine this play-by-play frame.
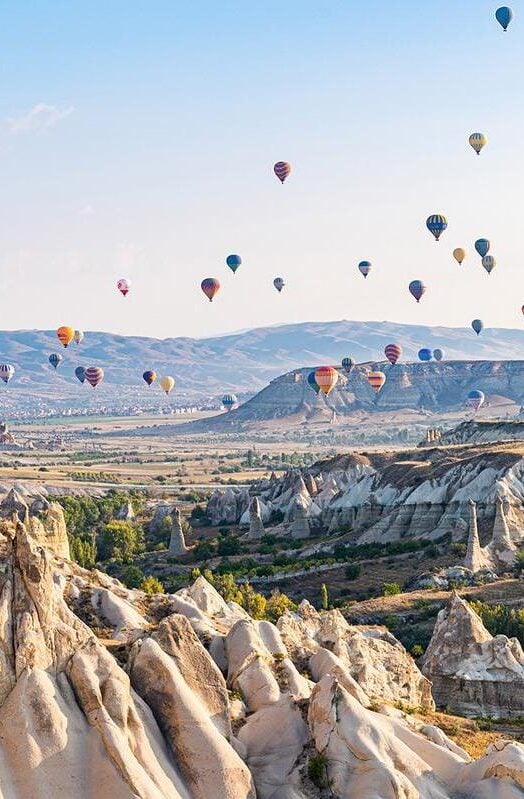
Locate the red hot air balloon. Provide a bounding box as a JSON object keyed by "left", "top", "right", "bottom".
{"left": 314, "top": 366, "right": 339, "bottom": 396}
{"left": 201, "top": 278, "right": 220, "bottom": 302}
{"left": 367, "top": 371, "right": 386, "bottom": 394}
{"left": 274, "top": 161, "right": 292, "bottom": 183}
{"left": 384, "top": 344, "right": 402, "bottom": 365}
{"left": 85, "top": 366, "right": 104, "bottom": 388}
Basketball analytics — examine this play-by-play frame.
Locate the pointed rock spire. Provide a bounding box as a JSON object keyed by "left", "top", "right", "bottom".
{"left": 245, "top": 497, "right": 265, "bottom": 541}
{"left": 168, "top": 507, "right": 188, "bottom": 555}
{"left": 464, "top": 499, "right": 486, "bottom": 573}
{"left": 0, "top": 488, "right": 29, "bottom": 523}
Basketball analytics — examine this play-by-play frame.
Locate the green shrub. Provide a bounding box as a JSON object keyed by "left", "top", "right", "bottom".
{"left": 140, "top": 575, "right": 165, "bottom": 595}
{"left": 344, "top": 563, "right": 361, "bottom": 581}
{"left": 307, "top": 753, "right": 331, "bottom": 788}
{"left": 383, "top": 582, "right": 401, "bottom": 597}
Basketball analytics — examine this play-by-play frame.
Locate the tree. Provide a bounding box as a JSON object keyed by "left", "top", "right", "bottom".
{"left": 320, "top": 583, "right": 329, "bottom": 610}
{"left": 193, "top": 539, "right": 216, "bottom": 561}
{"left": 344, "top": 564, "right": 361, "bottom": 581}
{"left": 140, "top": 576, "right": 165, "bottom": 595}
{"left": 97, "top": 520, "right": 144, "bottom": 563}
{"left": 210, "top": 572, "right": 242, "bottom": 603}
{"left": 217, "top": 534, "right": 242, "bottom": 556}
{"left": 266, "top": 591, "right": 296, "bottom": 622}
{"left": 123, "top": 565, "right": 145, "bottom": 588}
{"left": 238, "top": 583, "right": 267, "bottom": 619}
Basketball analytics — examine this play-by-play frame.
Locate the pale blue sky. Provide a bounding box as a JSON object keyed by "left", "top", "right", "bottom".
{"left": 0, "top": 1, "right": 522, "bottom": 338}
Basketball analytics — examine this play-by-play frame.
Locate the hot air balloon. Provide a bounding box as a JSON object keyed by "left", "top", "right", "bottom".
{"left": 472, "top": 319, "right": 484, "bottom": 336}
{"left": 453, "top": 248, "right": 466, "bottom": 265}
{"left": 314, "top": 366, "right": 339, "bottom": 396}
{"left": 307, "top": 371, "right": 321, "bottom": 395}
{"left": 0, "top": 364, "right": 15, "bottom": 385}
{"left": 274, "top": 161, "right": 291, "bottom": 183}
{"left": 384, "top": 344, "right": 402, "bottom": 365}
{"left": 418, "top": 349, "right": 432, "bottom": 362}
{"left": 482, "top": 255, "right": 496, "bottom": 274}
{"left": 74, "top": 330, "right": 84, "bottom": 344}
{"left": 433, "top": 349, "right": 445, "bottom": 362}
{"left": 143, "top": 370, "right": 157, "bottom": 387}
{"left": 341, "top": 357, "right": 355, "bottom": 374}
{"left": 358, "top": 260, "right": 372, "bottom": 278}
{"left": 117, "top": 278, "right": 130, "bottom": 296}
{"left": 159, "top": 376, "right": 175, "bottom": 395}
{"left": 496, "top": 6, "right": 514, "bottom": 30}
{"left": 367, "top": 371, "right": 386, "bottom": 394}
{"left": 273, "top": 277, "right": 285, "bottom": 293}
{"left": 467, "top": 389, "right": 485, "bottom": 411}
{"left": 75, "top": 366, "right": 86, "bottom": 384}
{"left": 201, "top": 278, "right": 220, "bottom": 302}
{"left": 49, "top": 353, "right": 63, "bottom": 369}
{"left": 426, "top": 215, "right": 447, "bottom": 241}
{"left": 56, "top": 326, "right": 75, "bottom": 348}
{"left": 469, "top": 133, "right": 487, "bottom": 155}
{"left": 226, "top": 254, "right": 242, "bottom": 274}
{"left": 475, "top": 238, "right": 490, "bottom": 257}
{"left": 222, "top": 393, "right": 238, "bottom": 411}
{"left": 522, "top": 305, "right": 524, "bottom": 315}
{"left": 409, "top": 280, "right": 426, "bottom": 303}
{"left": 85, "top": 366, "right": 104, "bottom": 388}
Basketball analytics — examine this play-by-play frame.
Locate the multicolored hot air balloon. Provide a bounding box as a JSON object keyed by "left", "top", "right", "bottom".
{"left": 433, "top": 349, "right": 445, "bottom": 362}
{"left": 273, "top": 277, "right": 285, "bottom": 293}
{"left": 367, "top": 371, "right": 386, "bottom": 394}
{"left": 307, "top": 371, "right": 321, "bottom": 395}
{"left": 74, "top": 330, "right": 84, "bottom": 344}
{"left": 472, "top": 319, "right": 484, "bottom": 336}
{"left": 467, "top": 389, "right": 485, "bottom": 411}
{"left": 117, "top": 278, "right": 130, "bottom": 296}
{"left": 496, "top": 6, "right": 514, "bottom": 30}
{"left": 56, "top": 326, "right": 74, "bottom": 348}
{"left": 0, "top": 364, "right": 15, "bottom": 385}
{"left": 274, "top": 161, "right": 291, "bottom": 183}
{"left": 201, "top": 278, "right": 220, "bottom": 302}
{"left": 342, "top": 357, "right": 355, "bottom": 374}
{"left": 475, "top": 238, "right": 490, "bottom": 257}
{"left": 482, "top": 255, "right": 496, "bottom": 274}
{"left": 159, "top": 376, "right": 175, "bottom": 395}
{"left": 384, "top": 344, "right": 402, "bottom": 365}
{"left": 469, "top": 133, "right": 487, "bottom": 155}
{"left": 409, "top": 280, "right": 426, "bottom": 303}
{"left": 85, "top": 366, "right": 104, "bottom": 388}
{"left": 358, "top": 260, "right": 372, "bottom": 278}
{"left": 426, "top": 215, "right": 447, "bottom": 241}
{"left": 226, "top": 254, "right": 242, "bottom": 274}
{"left": 143, "top": 370, "right": 157, "bottom": 387}
{"left": 314, "top": 366, "right": 339, "bottom": 396}
{"left": 453, "top": 248, "right": 466, "bottom": 265}
{"left": 75, "top": 366, "right": 86, "bottom": 384}
{"left": 418, "top": 349, "right": 432, "bottom": 362}
{"left": 49, "top": 353, "right": 63, "bottom": 369}
{"left": 222, "top": 393, "right": 238, "bottom": 411}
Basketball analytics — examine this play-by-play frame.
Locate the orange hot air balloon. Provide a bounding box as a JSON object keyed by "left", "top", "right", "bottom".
{"left": 201, "top": 278, "right": 220, "bottom": 302}
{"left": 367, "top": 371, "right": 386, "bottom": 394}
{"left": 56, "top": 326, "right": 75, "bottom": 348}
{"left": 314, "top": 366, "right": 339, "bottom": 396}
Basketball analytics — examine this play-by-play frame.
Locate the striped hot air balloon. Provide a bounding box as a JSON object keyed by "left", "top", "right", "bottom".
{"left": 307, "top": 371, "right": 321, "bottom": 395}
{"left": 384, "top": 343, "right": 402, "bottom": 365}
{"left": 143, "top": 370, "right": 157, "bottom": 386}
{"left": 453, "top": 248, "right": 466, "bottom": 265}
{"left": 469, "top": 133, "right": 487, "bottom": 155}
{"left": 433, "top": 349, "right": 445, "bottom": 362}
{"left": 409, "top": 280, "right": 426, "bottom": 303}
{"left": 467, "top": 389, "right": 485, "bottom": 411}
{"left": 482, "top": 255, "right": 496, "bottom": 274}
{"left": 56, "top": 326, "right": 75, "bottom": 348}
{"left": 49, "top": 353, "right": 63, "bottom": 369}
{"left": 274, "top": 161, "right": 291, "bottom": 183}
{"left": 201, "top": 278, "right": 220, "bottom": 302}
{"left": 367, "top": 371, "right": 386, "bottom": 394}
{"left": 358, "top": 260, "right": 372, "bottom": 278}
{"left": 341, "top": 357, "right": 355, "bottom": 374}
{"left": 85, "top": 366, "right": 104, "bottom": 388}
{"left": 0, "top": 364, "right": 15, "bottom": 385}
{"left": 273, "top": 277, "right": 285, "bottom": 293}
{"left": 226, "top": 254, "right": 242, "bottom": 274}
{"left": 117, "top": 278, "right": 131, "bottom": 296}
{"left": 426, "top": 214, "right": 447, "bottom": 241}
{"left": 74, "top": 330, "right": 84, "bottom": 344}
{"left": 418, "top": 349, "right": 433, "bottom": 362}
{"left": 75, "top": 366, "right": 86, "bottom": 384}
{"left": 222, "top": 393, "right": 238, "bottom": 411}
{"left": 314, "top": 366, "right": 339, "bottom": 396}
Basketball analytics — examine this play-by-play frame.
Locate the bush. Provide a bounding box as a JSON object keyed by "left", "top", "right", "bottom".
{"left": 344, "top": 564, "right": 361, "bottom": 581}
{"left": 307, "top": 753, "right": 331, "bottom": 789}
{"left": 411, "top": 644, "right": 425, "bottom": 658}
{"left": 217, "top": 535, "right": 242, "bottom": 556}
{"left": 470, "top": 600, "right": 524, "bottom": 647}
{"left": 122, "top": 565, "right": 145, "bottom": 588}
{"left": 265, "top": 591, "right": 296, "bottom": 622}
{"left": 383, "top": 582, "right": 401, "bottom": 597}
{"left": 193, "top": 539, "right": 216, "bottom": 561}
{"left": 97, "top": 520, "right": 144, "bottom": 564}
{"left": 140, "top": 575, "right": 165, "bottom": 595}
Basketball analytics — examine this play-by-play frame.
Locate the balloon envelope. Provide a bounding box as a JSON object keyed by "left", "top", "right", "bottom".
{"left": 56, "top": 326, "right": 74, "bottom": 348}
{"left": 307, "top": 371, "right": 321, "bottom": 395}
{"left": 433, "top": 349, "right": 445, "bottom": 362}
{"left": 75, "top": 366, "right": 86, "bottom": 384}
{"left": 467, "top": 389, "right": 485, "bottom": 411}
{"left": 418, "top": 349, "right": 433, "bottom": 362}
{"left": 453, "top": 248, "right": 466, "bottom": 265}
{"left": 472, "top": 319, "right": 484, "bottom": 335}
{"left": 143, "top": 370, "right": 157, "bottom": 386}
{"left": 367, "top": 371, "right": 386, "bottom": 394}
{"left": 74, "top": 330, "right": 84, "bottom": 344}
{"left": 426, "top": 214, "right": 447, "bottom": 241}
{"left": 274, "top": 161, "right": 291, "bottom": 183}
{"left": 222, "top": 393, "right": 238, "bottom": 411}
{"left": 384, "top": 344, "right": 402, "bottom": 365}
{"left": 49, "top": 353, "right": 63, "bottom": 369}
{"left": 341, "top": 357, "right": 355, "bottom": 374}
{"left": 159, "top": 376, "right": 175, "bottom": 395}
{"left": 226, "top": 254, "right": 242, "bottom": 274}
{"left": 475, "top": 238, "right": 490, "bottom": 257}
{"left": 201, "top": 278, "right": 220, "bottom": 302}
{"left": 273, "top": 277, "right": 285, "bottom": 293}
{"left": 358, "top": 260, "right": 372, "bottom": 278}
{"left": 85, "top": 366, "right": 104, "bottom": 388}
{"left": 0, "top": 364, "right": 15, "bottom": 384}
{"left": 314, "top": 366, "right": 339, "bottom": 396}
{"left": 409, "top": 280, "right": 426, "bottom": 303}
{"left": 496, "top": 6, "right": 514, "bottom": 30}
{"left": 117, "top": 278, "right": 130, "bottom": 296}
{"left": 469, "top": 133, "right": 487, "bottom": 154}
{"left": 482, "top": 255, "right": 496, "bottom": 274}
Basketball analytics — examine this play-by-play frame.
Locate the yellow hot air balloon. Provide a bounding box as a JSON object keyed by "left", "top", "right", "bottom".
{"left": 367, "top": 371, "right": 386, "bottom": 394}
{"left": 314, "top": 366, "right": 339, "bottom": 396}
{"left": 159, "top": 376, "right": 175, "bottom": 395}
{"left": 453, "top": 247, "right": 466, "bottom": 265}
{"left": 469, "top": 133, "right": 487, "bottom": 155}
{"left": 56, "top": 326, "right": 75, "bottom": 348}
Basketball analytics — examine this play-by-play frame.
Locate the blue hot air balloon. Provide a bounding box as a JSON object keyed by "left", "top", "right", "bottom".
{"left": 475, "top": 238, "right": 490, "bottom": 258}
{"left": 433, "top": 349, "right": 445, "bottom": 362}
{"left": 342, "top": 357, "right": 355, "bottom": 374}
{"left": 418, "top": 348, "right": 433, "bottom": 362}
{"left": 472, "top": 319, "right": 484, "bottom": 336}
{"left": 49, "top": 353, "right": 63, "bottom": 369}
{"left": 226, "top": 254, "right": 242, "bottom": 274}
{"left": 409, "top": 280, "right": 427, "bottom": 303}
{"left": 222, "top": 393, "right": 238, "bottom": 411}
{"left": 426, "top": 214, "right": 447, "bottom": 241}
{"left": 75, "top": 366, "right": 86, "bottom": 384}
{"left": 467, "top": 389, "right": 485, "bottom": 411}
{"left": 496, "top": 6, "right": 514, "bottom": 30}
{"left": 307, "top": 370, "right": 321, "bottom": 395}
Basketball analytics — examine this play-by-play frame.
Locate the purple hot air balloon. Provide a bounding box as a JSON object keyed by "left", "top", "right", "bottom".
{"left": 409, "top": 280, "right": 427, "bottom": 303}
{"left": 273, "top": 161, "right": 292, "bottom": 183}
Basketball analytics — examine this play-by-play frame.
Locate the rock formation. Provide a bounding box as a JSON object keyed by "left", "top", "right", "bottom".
{"left": 423, "top": 594, "right": 524, "bottom": 718}
{"left": 464, "top": 500, "right": 488, "bottom": 572}
{"left": 168, "top": 507, "right": 188, "bottom": 555}
{"left": 290, "top": 500, "right": 310, "bottom": 539}
{"left": 244, "top": 497, "right": 264, "bottom": 541}
{"left": 0, "top": 489, "right": 69, "bottom": 558}
{"left": 486, "top": 496, "right": 517, "bottom": 570}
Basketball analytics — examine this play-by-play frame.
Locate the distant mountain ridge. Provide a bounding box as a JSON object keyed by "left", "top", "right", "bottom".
{"left": 0, "top": 320, "right": 522, "bottom": 397}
